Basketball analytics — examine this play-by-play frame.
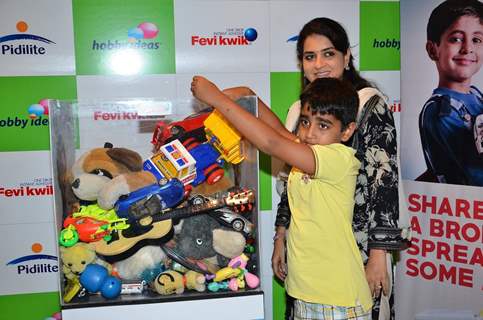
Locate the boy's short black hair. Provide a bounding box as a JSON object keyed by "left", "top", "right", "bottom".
{"left": 300, "top": 78, "right": 358, "bottom": 129}
{"left": 427, "top": 0, "right": 483, "bottom": 44}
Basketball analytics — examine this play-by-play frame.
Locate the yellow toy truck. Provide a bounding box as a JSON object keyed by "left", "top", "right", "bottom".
{"left": 203, "top": 110, "right": 245, "bottom": 165}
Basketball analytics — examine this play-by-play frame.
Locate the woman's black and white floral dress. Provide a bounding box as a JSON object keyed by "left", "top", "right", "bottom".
{"left": 275, "top": 89, "right": 408, "bottom": 320}
{"left": 352, "top": 91, "right": 406, "bottom": 261}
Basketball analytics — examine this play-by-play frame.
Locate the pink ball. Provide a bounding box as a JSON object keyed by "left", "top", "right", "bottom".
{"left": 138, "top": 22, "right": 158, "bottom": 39}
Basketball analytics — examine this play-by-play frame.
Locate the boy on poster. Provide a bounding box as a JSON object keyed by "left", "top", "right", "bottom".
{"left": 419, "top": 0, "right": 483, "bottom": 186}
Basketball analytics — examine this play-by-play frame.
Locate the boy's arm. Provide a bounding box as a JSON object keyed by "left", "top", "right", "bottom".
{"left": 223, "top": 86, "right": 288, "bottom": 135}
{"left": 191, "top": 76, "right": 316, "bottom": 175}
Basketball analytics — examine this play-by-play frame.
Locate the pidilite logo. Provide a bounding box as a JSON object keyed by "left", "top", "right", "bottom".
{"left": 92, "top": 22, "right": 160, "bottom": 51}
{"left": 191, "top": 27, "right": 258, "bottom": 46}
{"left": 0, "top": 99, "right": 49, "bottom": 129}
{"left": 0, "top": 21, "right": 55, "bottom": 56}
{"left": 6, "top": 242, "right": 58, "bottom": 275}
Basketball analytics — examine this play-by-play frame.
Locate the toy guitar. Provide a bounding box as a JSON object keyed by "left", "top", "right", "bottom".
{"left": 94, "top": 189, "right": 255, "bottom": 257}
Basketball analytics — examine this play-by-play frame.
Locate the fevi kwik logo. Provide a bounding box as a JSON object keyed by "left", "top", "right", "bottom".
{"left": 0, "top": 177, "right": 52, "bottom": 198}
{"left": 192, "top": 27, "right": 258, "bottom": 46}
{"left": 92, "top": 22, "right": 160, "bottom": 51}
{"left": 0, "top": 21, "right": 55, "bottom": 56}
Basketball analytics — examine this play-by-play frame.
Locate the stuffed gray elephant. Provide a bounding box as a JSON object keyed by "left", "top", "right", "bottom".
{"left": 173, "top": 214, "right": 246, "bottom": 267}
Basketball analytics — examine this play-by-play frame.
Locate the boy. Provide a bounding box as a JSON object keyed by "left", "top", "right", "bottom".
{"left": 191, "top": 76, "right": 373, "bottom": 319}
{"left": 419, "top": 0, "right": 483, "bottom": 186}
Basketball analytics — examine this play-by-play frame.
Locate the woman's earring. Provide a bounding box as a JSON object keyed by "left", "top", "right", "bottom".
{"left": 344, "top": 65, "right": 350, "bottom": 71}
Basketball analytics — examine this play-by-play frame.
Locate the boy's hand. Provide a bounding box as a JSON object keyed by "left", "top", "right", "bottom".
{"left": 190, "top": 76, "right": 224, "bottom": 106}
{"left": 365, "top": 249, "right": 389, "bottom": 298}
{"left": 272, "top": 235, "right": 287, "bottom": 281}
{"left": 222, "top": 86, "right": 254, "bottom": 101}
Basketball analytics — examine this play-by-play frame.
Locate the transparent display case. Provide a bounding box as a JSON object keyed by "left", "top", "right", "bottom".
{"left": 49, "top": 97, "right": 264, "bottom": 320}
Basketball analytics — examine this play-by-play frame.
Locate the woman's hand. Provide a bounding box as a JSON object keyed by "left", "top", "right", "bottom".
{"left": 272, "top": 230, "right": 287, "bottom": 281}
{"left": 190, "top": 76, "right": 224, "bottom": 106}
{"left": 365, "top": 249, "right": 389, "bottom": 298}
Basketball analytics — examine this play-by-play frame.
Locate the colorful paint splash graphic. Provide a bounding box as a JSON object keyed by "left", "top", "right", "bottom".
{"left": 27, "top": 99, "right": 49, "bottom": 119}
{"left": 127, "top": 22, "right": 159, "bottom": 40}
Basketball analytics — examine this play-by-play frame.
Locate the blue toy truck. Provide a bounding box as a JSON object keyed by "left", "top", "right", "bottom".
{"left": 183, "top": 139, "right": 225, "bottom": 186}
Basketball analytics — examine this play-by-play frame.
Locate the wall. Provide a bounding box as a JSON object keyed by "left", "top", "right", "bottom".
{"left": 0, "top": 0, "right": 401, "bottom": 319}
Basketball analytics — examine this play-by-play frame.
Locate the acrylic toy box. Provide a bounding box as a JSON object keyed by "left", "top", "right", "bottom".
{"left": 49, "top": 97, "right": 264, "bottom": 320}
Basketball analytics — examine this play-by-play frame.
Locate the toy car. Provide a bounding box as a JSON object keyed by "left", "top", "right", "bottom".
{"left": 151, "top": 108, "right": 213, "bottom": 152}
{"left": 114, "top": 178, "right": 185, "bottom": 225}
{"left": 210, "top": 207, "right": 253, "bottom": 237}
{"left": 184, "top": 140, "right": 225, "bottom": 186}
{"left": 144, "top": 139, "right": 197, "bottom": 186}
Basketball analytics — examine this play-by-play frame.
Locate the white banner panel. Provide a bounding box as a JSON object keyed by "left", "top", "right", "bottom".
{"left": 0, "top": 222, "right": 59, "bottom": 295}
{"left": 74, "top": 101, "right": 171, "bottom": 159}
{"left": 0, "top": 0, "right": 75, "bottom": 76}
{"left": 76, "top": 74, "right": 179, "bottom": 157}
{"left": 76, "top": 74, "right": 177, "bottom": 101}
{"left": 269, "top": 0, "right": 359, "bottom": 72}
{"left": 174, "top": 0, "right": 269, "bottom": 73}
{"left": 0, "top": 151, "right": 55, "bottom": 225}
{"left": 396, "top": 181, "right": 482, "bottom": 320}
{"left": 175, "top": 72, "right": 270, "bottom": 105}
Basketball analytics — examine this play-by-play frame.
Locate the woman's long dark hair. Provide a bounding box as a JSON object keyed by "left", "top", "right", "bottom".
{"left": 296, "top": 17, "right": 373, "bottom": 91}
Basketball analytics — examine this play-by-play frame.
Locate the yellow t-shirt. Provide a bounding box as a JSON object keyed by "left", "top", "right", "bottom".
{"left": 285, "top": 143, "right": 373, "bottom": 312}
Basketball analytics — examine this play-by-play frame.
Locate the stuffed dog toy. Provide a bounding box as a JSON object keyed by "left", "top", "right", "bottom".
{"left": 70, "top": 142, "right": 157, "bottom": 210}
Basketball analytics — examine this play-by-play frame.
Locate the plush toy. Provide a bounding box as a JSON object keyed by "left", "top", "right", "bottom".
{"left": 213, "top": 254, "right": 260, "bottom": 291}
{"left": 113, "top": 245, "right": 167, "bottom": 281}
{"left": 70, "top": 142, "right": 157, "bottom": 210}
{"left": 60, "top": 242, "right": 111, "bottom": 280}
{"left": 69, "top": 143, "right": 176, "bottom": 261}
{"left": 153, "top": 270, "right": 205, "bottom": 295}
{"left": 173, "top": 214, "right": 246, "bottom": 269}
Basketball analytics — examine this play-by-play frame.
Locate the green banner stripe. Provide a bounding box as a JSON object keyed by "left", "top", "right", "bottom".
{"left": 0, "top": 291, "right": 60, "bottom": 319}
{"left": 360, "top": 1, "right": 400, "bottom": 71}
{"left": 73, "top": 0, "right": 175, "bottom": 75}
{"left": 0, "top": 76, "right": 77, "bottom": 152}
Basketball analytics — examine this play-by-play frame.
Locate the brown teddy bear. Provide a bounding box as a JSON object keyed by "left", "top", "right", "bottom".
{"left": 68, "top": 143, "right": 178, "bottom": 262}
{"left": 70, "top": 142, "right": 157, "bottom": 210}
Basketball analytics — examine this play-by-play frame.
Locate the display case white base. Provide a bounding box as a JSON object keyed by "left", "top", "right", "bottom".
{"left": 62, "top": 293, "right": 265, "bottom": 320}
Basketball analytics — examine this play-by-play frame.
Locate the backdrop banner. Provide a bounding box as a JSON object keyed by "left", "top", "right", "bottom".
{"left": 398, "top": 1, "right": 483, "bottom": 319}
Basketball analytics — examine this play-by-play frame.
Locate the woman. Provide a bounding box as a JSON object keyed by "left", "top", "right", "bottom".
{"left": 224, "top": 17, "right": 408, "bottom": 320}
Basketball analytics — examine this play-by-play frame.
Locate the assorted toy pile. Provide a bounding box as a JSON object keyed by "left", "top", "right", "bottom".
{"left": 58, "top": 108, "right": 259, "bottom": 303}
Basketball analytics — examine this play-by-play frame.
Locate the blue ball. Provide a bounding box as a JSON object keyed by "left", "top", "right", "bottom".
{"left": 244, "top": 28, "right": 258, "bottom": 42}
{"left": 100, "top": 276, "right": 122, "bottom": 299}
{"left": 80, "top": 264, "right": 108, "bottom": 293}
